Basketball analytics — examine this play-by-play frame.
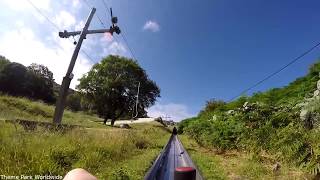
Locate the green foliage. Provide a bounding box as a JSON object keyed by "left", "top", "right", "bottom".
{"left": 27, "top": 63, "right": 55, "bottom": 103}
{"left": 0, "top": 94, "right": 103, "bottom": 128}
{"left": 180, "top": 60, "right": 320, "bottom": 177}
{"left": 111, "top": 168, "right": 130, "bottom": 180}
{"left": 178, "top": 135, "right": 227, "bottom": 179}
{"left": 224, "top": 96, "right": 248, "bottom": 110}
{"left": 177, "top": 117, "right": 198, "bottom": 134}
{"left": 0, "top": 62, "right": 30, "bottom": 96}
{"left": 77, "top": 55, "right": 160, "bottom": 125}
{"left": 184, "top": 114, "right": 245, "bottom": 150}
{"left": 0, "top": 55, "right": 10, "bottom": 71}
{"left": 198, "top": 99, "right": 226, "bottom": 117}
{"left": 270, "top": 124, "right": 309, "bottom": 164}
{"left": 0, "top": 61, "right": 55, "bottom": 103}
{"left": 0, "top": 121, "right": 170, "bottom": 179}
{"left": 303, "top": 129, "right": 320, "bottom": 175}
{"left": 66, "top": 92, "right": 82, "bottom": 112}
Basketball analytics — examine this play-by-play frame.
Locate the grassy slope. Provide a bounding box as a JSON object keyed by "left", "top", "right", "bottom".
{"left": 0, "top": 94, "right": 104, "bottom": 127}
{"left": 179, "top": 135, "right": 311, "bottom": 180}
{"left": 0, "top": 94, "right": 171, "bottom": 179}
{"left": 178, "top": 61, "right": 320, "bottom": 179}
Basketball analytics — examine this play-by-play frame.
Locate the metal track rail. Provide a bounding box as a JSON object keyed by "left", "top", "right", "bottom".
{"left": 144, "top": 135, "right": 203, "bottom": 180}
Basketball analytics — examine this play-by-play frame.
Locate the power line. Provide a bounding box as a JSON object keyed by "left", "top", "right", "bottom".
{"left": 26, "top": 0, "right": 60, "bottom": 30}
{"left": 84, "top": 0, "right": 136, "bottom": 59}
{"left": 229, "top": 41, "right": 320, "bottom": 102}
{"left": 121, "top": 33, "right": 137, "bottom": 60}
{"left": 101, "top": 0, "right": 111, "bottom": 14}
{"left": 83, "top": 0, "right": 106, "bottom": 27}
{"left": 83, "top": 0, "right": 120, "bottom": 47}
{"left": 25, "top": 0, "right": 96, "bottom": 64}
{"left": 100, "top": 0, "right": 138, "bottom": 60}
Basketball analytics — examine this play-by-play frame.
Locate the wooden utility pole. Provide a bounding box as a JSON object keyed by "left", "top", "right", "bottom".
{"left": 53, "top": 7, "right": 121, "bottom": 124}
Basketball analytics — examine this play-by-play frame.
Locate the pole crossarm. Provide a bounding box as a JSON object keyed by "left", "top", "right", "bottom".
{"left": 53, "top": 7, "right": 121, "bottom": 125}
{"left": 59, "top": 29, "right": 112, "bottom": 38}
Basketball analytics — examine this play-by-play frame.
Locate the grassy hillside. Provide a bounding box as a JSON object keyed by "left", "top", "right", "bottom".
{"left": 0, "top": 94, "right": 171, "bottom": 179}
{"left": 179, "top": 61, "right": 320, "bottom": 178}
{"left": 0, "top": 121, "right": 170, "bottom": 179}
{"left": 0, "top": 94, "right": 103, "bottom": 127}
{"left": 180, "top": 135, "right": 312, "bottom": 179}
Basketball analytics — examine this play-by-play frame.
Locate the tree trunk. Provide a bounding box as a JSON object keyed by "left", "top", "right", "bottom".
{"left": 103, "top": 117, "right": 108, "bottom": 124}
{"left": 111, "top": 118, "right": 116, "bottom": 126}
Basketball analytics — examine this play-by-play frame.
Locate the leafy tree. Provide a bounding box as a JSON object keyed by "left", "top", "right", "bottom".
{"left": 77, "top": 55, "right": 160, "bottom": 126}
{"left": 0, "top": 62, "right": 55, "bottom": 103}
{"left": 198, "top": 99, "right": 226, "bottom": 117}
{"left": 0, "top": 62, "right": 29, "bottom": 96}
{"left": 66, "top": 92, "right": 82, "bottom": 111}
{"left": 27, "top": 63, "right": 55, "bottom": 103}
{"left": 0, "top": 56, "right": 10, "bottom": 71}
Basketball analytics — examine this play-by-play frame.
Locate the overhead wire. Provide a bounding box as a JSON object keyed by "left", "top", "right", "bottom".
{"left": 25, "top": 0, "right": 97, "bottom": 64}
{"left": 83, "top": 0, "right": 129, "bottom": 60}
{"left": 101, "top": 0, "right": 138, "bottom": 61}
{"left": 229, "top": 41, "right": 320, "bottom": 102}
{"left": 83, "top": 0, "right": 106, "bottom": 27}
{"left": 29, "top": 0, "right": 315, "bottom": 103}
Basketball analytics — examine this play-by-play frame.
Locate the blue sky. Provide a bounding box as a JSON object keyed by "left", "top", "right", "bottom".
{"left": 0, "top": 0, "right": 320, "bottom": 121}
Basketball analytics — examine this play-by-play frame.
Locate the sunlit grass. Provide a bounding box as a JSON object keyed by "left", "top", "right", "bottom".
{"left": 0, "top": 94, "right": 171, "bottom": 179}
{"left": 179, "top": 135, "right": 310, "bottom": 180}
{"left": 0, "top": 121, "right": 170, "bottom": 179}
{"left": 0, "top": 94, "right": 104, "bottom": 127}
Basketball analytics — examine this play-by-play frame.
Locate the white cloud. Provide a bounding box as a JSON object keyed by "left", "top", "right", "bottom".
{"left": 0, "top": 26, "right": 92, "bottom": 89}
{"left": 100, "top": 35, "right": 127, "bottom": 57}
{"left": 71, "top": 0, "right": 81, "bottom": 8}
{"left": 0, "top": 0, "right": 127, "bottom": 89}
{"left": 148, "top": 103, "right": 194, "bottom": 122}
{"left": 54, "top": 10, "right": 76, "bottom": 29}
{"left": 2, "top": 0, "right": 51, "bottom": 11}
{"left": 107, "top": 42, "right": 127, "bottom": 55}
{"left": 143, "top": 20, "right": 160, "bottom": 32}
{"left": 74, "top": 20, "right": 85, "bottom": 31}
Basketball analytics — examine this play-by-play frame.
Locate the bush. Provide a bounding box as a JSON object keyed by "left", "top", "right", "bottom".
{"left": 177, "top": 117, "right": 197, "bottom": 134}
{"left": 178, "top": 60, "right": 320, "bottom": 177}
{"left": 184, "top": 115, "right": 245, "bottom": 150}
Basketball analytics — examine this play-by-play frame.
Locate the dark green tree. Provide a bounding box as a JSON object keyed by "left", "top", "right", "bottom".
{"left": 0, "top": 56, "right": 10, "bottom": 71}
{"left": 27, "top": 63, "right": 55, "bottom": 103}
{"left": 199, "top": 99, "right": 226, "bottom": 116}
{"left": 0, "top": 62, "right": 55, "bottom": 103}
{"left": 77, "top": 55, "right": 160, "bottom": 126}
{"left": 66, "top": 92, "right": 82, "bottom": 111}
{"left": 0, "top": 62, "right": 29, "bottom": 96}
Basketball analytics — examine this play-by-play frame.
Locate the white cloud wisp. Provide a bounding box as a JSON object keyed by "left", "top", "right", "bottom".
{"left": 147, "top": 103, "right": 194, "bottom": 122}
{"left": 143, "top": 20, "right": 160, "bottom": 32}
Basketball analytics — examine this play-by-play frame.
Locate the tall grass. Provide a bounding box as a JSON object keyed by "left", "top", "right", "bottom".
{"left": 0, "top": 94, "right": 103, "bottom": 127}
{"left": 0, "top": 121, "right": 170, "bottom": 179}
{"left": 179, "top": 135, "right": 311, "bottom": 179}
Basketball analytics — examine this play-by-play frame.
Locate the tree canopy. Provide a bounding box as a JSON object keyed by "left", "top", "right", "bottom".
{"left": 27, "top": 63, "right": 55, "bottom": 103}
{"left": 0, "top": 62, "right": 29, "bottom": 97}
{"left": 77, "top": 55, "right": 160, "bottom": 125}
{"left": 0, "top": 56, "right": 10, "bottom": 71}
{"left": 0, "top": 60, "right": 55, "bottom": 103}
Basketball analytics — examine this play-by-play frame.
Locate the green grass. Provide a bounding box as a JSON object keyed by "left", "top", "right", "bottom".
{"left": 0, "top": 94, "right": 104, "bottom": 127}
{"left": 0, "top": 121, "right": 170, "bottom": 179}
{"left": 179, "top": 135, "right": 227, "bottom": 179}
{"left": 179, "top": 135, "right": 311, "bottom": 180}
{"left": 0, "top": 94, "right": 172, "bottom": 179}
